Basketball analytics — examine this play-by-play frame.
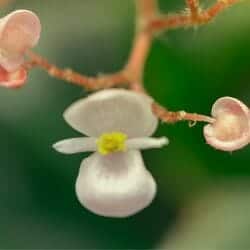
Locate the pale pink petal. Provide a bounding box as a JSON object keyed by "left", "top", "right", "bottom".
{"left": 53, "top": 137, "right": 97, "bottom": 154}
{"left": 76, "top": 150, "right": 156, "bottom": 218}
{"left": 64, "top": 89, "right": 158, "bottom": 138}
{"left": 0, "top": 66, "right": 27, "bottom": 88}
{"left": 204, "top": 97, "right": 250, "bottom": 151}
{"left": 0, "top": 53, "right": 25, "bottom": 73}
{"left": 0, "top": 10, "right": 41, "bottom": 72}
{"left": 127, "top": 137, "right": 169, "bottom": 150}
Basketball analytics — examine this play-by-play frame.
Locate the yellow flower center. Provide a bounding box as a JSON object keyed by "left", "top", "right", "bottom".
{"left": 97, "top": 132, "right": 127, "bottom": 155}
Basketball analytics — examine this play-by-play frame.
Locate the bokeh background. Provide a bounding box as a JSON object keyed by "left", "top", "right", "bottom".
{"left": 1, "top": 0, "right": 250, "bottom": 249}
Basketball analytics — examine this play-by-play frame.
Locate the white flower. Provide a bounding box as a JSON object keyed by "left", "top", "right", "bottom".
{"left": 53, "top": 89, "right": 168, "bottom": 218}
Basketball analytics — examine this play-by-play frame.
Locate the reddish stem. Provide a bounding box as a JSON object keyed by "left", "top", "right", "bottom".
{"left": 27, "top": 51, "right": 129, "bottom": 90}
{"left": 152, "top": 102, "right": 215, "bottom": 124}
{"left": 186, "top": 0, "right": 200, "bottom": 20}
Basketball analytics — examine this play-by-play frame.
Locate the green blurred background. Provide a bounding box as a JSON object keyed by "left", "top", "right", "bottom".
{"left": 1, "top": 0, "right": 250, "bottom": 249}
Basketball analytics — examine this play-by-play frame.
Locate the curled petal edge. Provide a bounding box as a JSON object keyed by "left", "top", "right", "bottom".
{"left": 0, "top": 66, "right": 27, "bottom": 88}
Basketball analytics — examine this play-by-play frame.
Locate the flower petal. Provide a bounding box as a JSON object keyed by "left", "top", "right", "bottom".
{"left": 64, "top": 89, "right": 158, "bottom": 138}
{"left": 53, "top": 137, "right": 97, "bottom": 154}
{"left": 0, "top": 66, "right": 27, "bottom": 88}
{"left": 0, "top": 10, "right": 41, "bottom": 72}
{"left": 204, "top": 97, "right": 250, "bottom": 151}
{"left": 127, "top": 137, "right": 169, "bottom": 150}
{"left": 0, "top": 53, "right": 24, "bottom": 73}
{"left": 75, "top": 150, "right": 156, "bottom": 217}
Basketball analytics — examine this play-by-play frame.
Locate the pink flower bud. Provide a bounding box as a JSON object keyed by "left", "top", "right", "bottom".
{"left": 204, "top": 97, "right": 250, "bottom": 152}
{"left": 0, "top": 66, "right": 27, "bottom": 88}
{"left": 0, "top": 9, "right": 41, "bottom": 88}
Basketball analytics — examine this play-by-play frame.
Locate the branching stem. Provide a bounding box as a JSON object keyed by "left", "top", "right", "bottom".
{"left": 26, "top": 0, "right": 241, "bottom": 125}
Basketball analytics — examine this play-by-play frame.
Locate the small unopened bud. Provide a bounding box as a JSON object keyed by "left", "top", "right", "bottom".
{"left": 0, "top": 10, "right": 41, "bottom": 72}
{"left": 203, "top": 97, "right": 250, "bottom": 152}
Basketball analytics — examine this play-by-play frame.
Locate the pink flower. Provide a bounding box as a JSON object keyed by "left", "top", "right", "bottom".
{"left": 53, "top": 89, "right": 168, "bottom": 217}
{"left": 204, "top": 97, "right": 250, "bottom": 152}
{"left": 0, "top": 10, "right": 41, "bottom": 88}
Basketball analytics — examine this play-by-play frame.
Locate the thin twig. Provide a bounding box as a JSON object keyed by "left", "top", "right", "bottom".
{"left": 148, "top": 0, "right": 241, "bottom": 32}
{"left": 186, "top": 0, "right": 200, "bottom": 20}
{"left": 152, "top": 102, "right": 215, "bottom": 124}
{"left": 125, "top": 0, "right": 157, "bottom": 86}
{"left": 27, "top": 51, "right": 129, "bottom": 90}
{"left": 136, "top": 0, "right": 158, "bottom": 20}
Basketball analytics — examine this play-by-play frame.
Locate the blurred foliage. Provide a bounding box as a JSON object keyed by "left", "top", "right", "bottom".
{"left": 160, "top": 182, "right": 250, "bottom": 250}
{"left": 0, "top": 0, "right": 250, "bottom": 249}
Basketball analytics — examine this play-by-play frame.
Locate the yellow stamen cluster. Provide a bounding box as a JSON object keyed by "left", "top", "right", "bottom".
{"left": 97, "top": 132, "right": 127, "bottom": 155}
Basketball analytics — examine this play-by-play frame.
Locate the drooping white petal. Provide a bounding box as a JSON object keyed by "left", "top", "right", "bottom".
{"left": 75, "top": 150, "right": 156, "bottom": 218}
{"left": 53, "top": 137, "right": 97, "bottom": 154}
{"left": 127, "top": 137, "right": 169, "bottom": 150}
{"left": 64, "top": 89, "right": 158, "bottom": 138}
